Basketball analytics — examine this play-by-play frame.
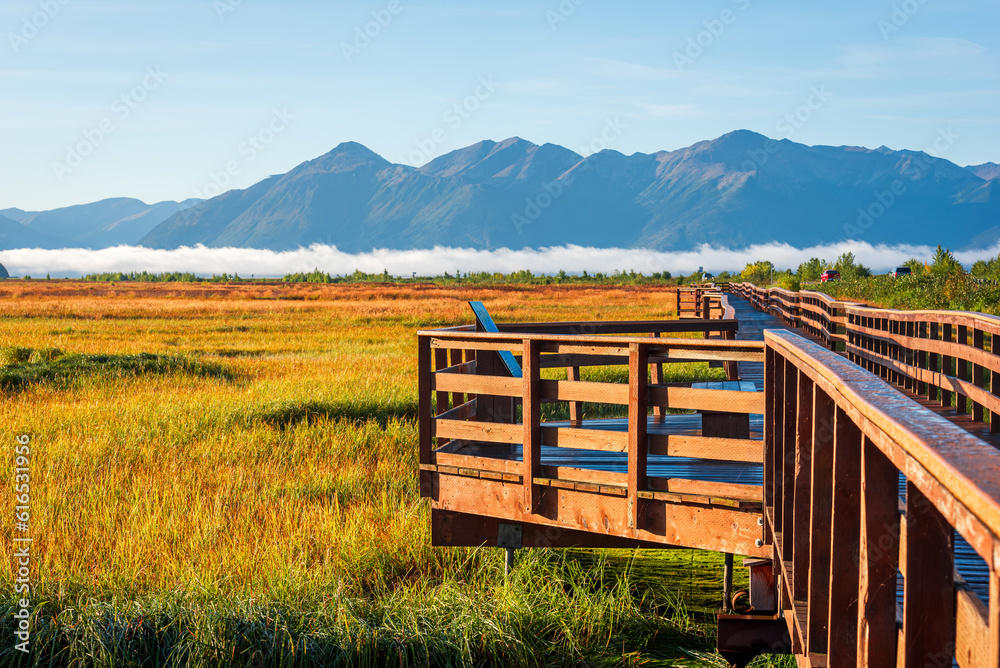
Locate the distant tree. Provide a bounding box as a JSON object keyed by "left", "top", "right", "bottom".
{"left": 796, "top": 257, "right": 826, "bottom": 282}
{"left": 903, "top": 258, "right": 926, "bottom": 276}
{"left": 834, "top": 252, "right": 872, "bottom": 280}
{"left": 930, "top": 245, "right": 964, "bottom": 277}
{"left": 740, "top": 260, "right": 775, "bottom": 286}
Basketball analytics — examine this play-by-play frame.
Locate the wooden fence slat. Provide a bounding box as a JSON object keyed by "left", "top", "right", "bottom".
{"left": 827, "top": 407, "right": 862, "bottom": 667}
{"left": 856, "top": 435, "right": 899, "bottom": 667}
{"left": 522, "top": 339, "right": 541, "bottom": 515}
{"left": 783, "top": 359, "right": 798, "bottom": 568}
{"left": 903, "top": 482, "right": 955, "bottom": 668}
{"left": 793, "top": 372, "right": 814, "bottom": 603}
{"left": 628, "top": 343, "right": 649, "bottom": 531}
{"left": 807, "top": 386, "right": 836, "bottom": 655}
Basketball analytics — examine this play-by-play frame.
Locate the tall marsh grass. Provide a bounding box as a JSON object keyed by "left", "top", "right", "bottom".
{"left": 0, "top": 282, "right": 790, "bottom": 667}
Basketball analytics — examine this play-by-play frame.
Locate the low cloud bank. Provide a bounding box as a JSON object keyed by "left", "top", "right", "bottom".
{"left": 1, "top": 241, "right": 998, "bottom": 278}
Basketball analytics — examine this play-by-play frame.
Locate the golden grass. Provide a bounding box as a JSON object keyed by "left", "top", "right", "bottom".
{"left": 0, "top": 281, "right": 790, "bottom": 666}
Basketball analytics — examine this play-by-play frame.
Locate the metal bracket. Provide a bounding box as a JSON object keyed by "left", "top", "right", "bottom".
{"left": 497, "top": 523, "right": 522, "bottom": 549}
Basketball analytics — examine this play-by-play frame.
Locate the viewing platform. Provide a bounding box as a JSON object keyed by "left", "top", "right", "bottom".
{"left": 417, "top": 285, "right": 1000, "bottom": 668}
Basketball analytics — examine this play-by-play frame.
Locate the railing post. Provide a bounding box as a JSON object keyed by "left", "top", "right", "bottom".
{"left": 807, "top": 387, "right": 836, "bottom": 656}
{"left": 628, "top": 342, "right": 648, "bottom": 532}
{"left": 781, "top": 359, "right": 797, "bottom": 570}
{"left": 942, "top": 323, "right": 954, "bottom": 408}
{"left": 522, "top": 338, "right": 541, "bottom": 515}
{"left": 990, "top": 544, "right": 999, "bottom": 668}
{"left": 650, "top": 332, "right": 663, "bottom": 419}
{"left": 827, "top": 407, "right": 862, "bottom": 667}
{"left": 957, "top": 325, "right": 968, "bottom": 415}
{"left": 418, "top": 335, "right": 433, "bottom": 498}
{"left": 857, "top": 435, "right": 899, "bottom": 667}
{"left": 973, "top": 329, "right": 985, "bottom": 424}
{"left": 793, "top": 372, "right": 814, "bottom": 603}
{"left": 566, "top": 365, "right": 582, "bottom": 424}
{"left": 764, "top": 345, "right": 776, "bottom": 545}
{"left": 902, "top": 483, "right": 954, "bottom": 668}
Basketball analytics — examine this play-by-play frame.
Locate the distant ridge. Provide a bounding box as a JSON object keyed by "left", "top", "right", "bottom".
{"left": 0, "top": 198, "right": 202, "bottom": 249}
{"left": 5, "top": 132, "right": 998, "bottom": 252}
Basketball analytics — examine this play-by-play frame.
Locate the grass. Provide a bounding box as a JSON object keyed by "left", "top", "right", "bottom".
{"left": 0, "top": 281, "right": 791, "bottom": 667}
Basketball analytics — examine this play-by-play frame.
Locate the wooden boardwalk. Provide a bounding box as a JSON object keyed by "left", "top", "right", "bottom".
{"left": 419, "top": 287, "right": 1000, "bottom": 667}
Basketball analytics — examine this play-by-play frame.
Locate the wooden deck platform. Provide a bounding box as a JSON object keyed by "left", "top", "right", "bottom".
{"left": 419, "top": 287, "right": 1000, "bottom": 668}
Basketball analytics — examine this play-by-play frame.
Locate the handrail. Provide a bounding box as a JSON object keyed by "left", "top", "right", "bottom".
{"left": 728, "top": 282, "right": 1000, "bottom": 439}
{"left": 764, "top": 329, "right": 1000, "bottom": 667}
{"left": 418, "top": 319, "right": 768, "bottom": 556}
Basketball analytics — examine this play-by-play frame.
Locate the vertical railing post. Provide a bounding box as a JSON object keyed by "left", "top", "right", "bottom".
{"left": 418, "top": 335, "right": 433, "bottom": 498}
{"left": 942, "top": 323, "right": 954, "bottom": 408}
{"left": 650, "top": 332, "right": 663, "bottom": 419}
{"left": 989, "top": 542, "right": 999, "bottom": 668}
{"left": 566, "top": 365, "right": 582, "bottom": 425}
{"left": 807, "top": 386, "right": 836, "bottom": 656}
{"left": 522, "top": 338, "right": 541, "bottom": 515}
{"left": 827, "top": 407, "right": 862, "bottom": 667}
{"left": 763, "top": 345, "right": 776, "bottom": 545}
{"left": 628, "top": 342, "right": 648, "bottom": 532}
{"left": 973, "top": 329, "right": 985, "bottom": 424}
{"left": 781, "top": 359, "right": 797, "bottom": 569}
{"left": 793, "top": 373, "right": 814, "bottom": 603}
{"left": 772, "top": 351, "right": 786, "bottom": 534}
{"left": 957, "top": 325, "right": 968, "bottom": 415}
{"left": 902, "top": 483, "right": 954, "bottom": 668}
{"left": 857, "top": 436, "right": 899, "bottom": 667}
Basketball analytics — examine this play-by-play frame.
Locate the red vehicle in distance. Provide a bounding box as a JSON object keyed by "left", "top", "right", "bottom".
{"left": 821, "top": 269, "right": 840, "bottom": 282}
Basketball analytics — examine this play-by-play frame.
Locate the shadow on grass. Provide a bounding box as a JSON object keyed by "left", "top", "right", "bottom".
{"left": 0, "top": 347, "right": 240, "bottom": 393}
{"left": 241, "top": 398, "right": 418, "bottom": 429}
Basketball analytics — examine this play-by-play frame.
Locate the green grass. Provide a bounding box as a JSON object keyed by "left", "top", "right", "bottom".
{"left": 0, "top": 346, "right": 239, "bottom": 393}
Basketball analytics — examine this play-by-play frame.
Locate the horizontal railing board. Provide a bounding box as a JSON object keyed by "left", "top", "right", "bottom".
{"left": 767, "top": 329, "right": 1000, "bottom": 544}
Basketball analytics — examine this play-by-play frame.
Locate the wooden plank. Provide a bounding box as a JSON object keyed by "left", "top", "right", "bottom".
{"left": 856, "top": 436, "right": 899, "bottom": 668}
{"left": 647, "top": 385, "right": 765, "bottom": 414}
{"left": 827, "top": 407, "right": 862, "bottom": 668}
{"left": 647, "top": 476, "right": 762, "bottom": 502}
{"left": 808, "top": 386, "right": 835, "bottom": 656}
{"left": 433, "top": 473, "right": 768, "bottom": 556}
{"left": 903, "top": 482, "right": 954, "bottom": 668}
{"left": 628, "top": 343, "right": 649, "bottom": 530}
{"left": 522, "top": 339, "right": 541, "bottom": 515}
{"left": 647, "top": 434, "right": 763, "bottom": 463}
{"left": 567, "top": 365, "right": 582, "bottom": 423}
{"left": 449, "top": 348, "right": 464, "bottom": 408}
{"left": 973, "top": 329, "right": 985, "bottom": 424}
{"left": 433, "top": 372, "right": 521, "bottom": 398}
{"left": 954, "top": 581, "right": 991, "bottom": 668}
{"left": 764, "top": 346, "right": 776, "bottom": 545}
{"left": 433, "top": 419, "right": 521, "bottom": 444}
{"left": 433, "top": 398, "right": 476, "bottom": 423}
{"left": 989, "top": 540, "right": 1000, "bottom": 668}
{"left": 774, "top": 349, "right": 786, "bottom": 533}
{"left": 543, "top": 425, "right": 627, "bottom": 452}
{"left": 434, "top": 451, "right": 522, "bottom": 475}
{"left": 650, "top": 332, "right": 663, "bottom": 418}
{"left": 793, "top": 372, "right": 814, "bottom": 603}
{"left": 419, "top": 336, "right": 433, "bottom": 493}
{"left": 783, "top": 359, "right": 798, "bottom": 567}
{"left": 539, "top": 378, "right": 630, "bottom": 405}
{"left": 539, "top": 464, "right": 627, "bottom": 487}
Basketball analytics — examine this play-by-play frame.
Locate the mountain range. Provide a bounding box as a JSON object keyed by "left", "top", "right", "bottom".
{"left": 4, "top": 130, "right": 998, "bottom": 252}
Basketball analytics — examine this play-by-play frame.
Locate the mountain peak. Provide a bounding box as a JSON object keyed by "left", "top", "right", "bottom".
{"left": 967, "top": 161, "right": 1000, "bottom": 181}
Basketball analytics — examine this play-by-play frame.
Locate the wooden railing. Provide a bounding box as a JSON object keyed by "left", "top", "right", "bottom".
{"left": 730, "top": 282, "right": 1000, "bottom": 439}
{"left": 764, "top": 329, "right": 1000, "bottom": 668}
{"left": 677, "top": 285, "right": 736, "bottom": 320}
{"left": 418, "top": 317, "right": 768, "bottom": 556}
{"left": 417, "top": 298, "right": 1000, "bottom": 667}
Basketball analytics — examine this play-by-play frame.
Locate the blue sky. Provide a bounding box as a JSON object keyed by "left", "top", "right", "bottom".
{"left": 2, "top": 0, "right": 997, "bottom": 211}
